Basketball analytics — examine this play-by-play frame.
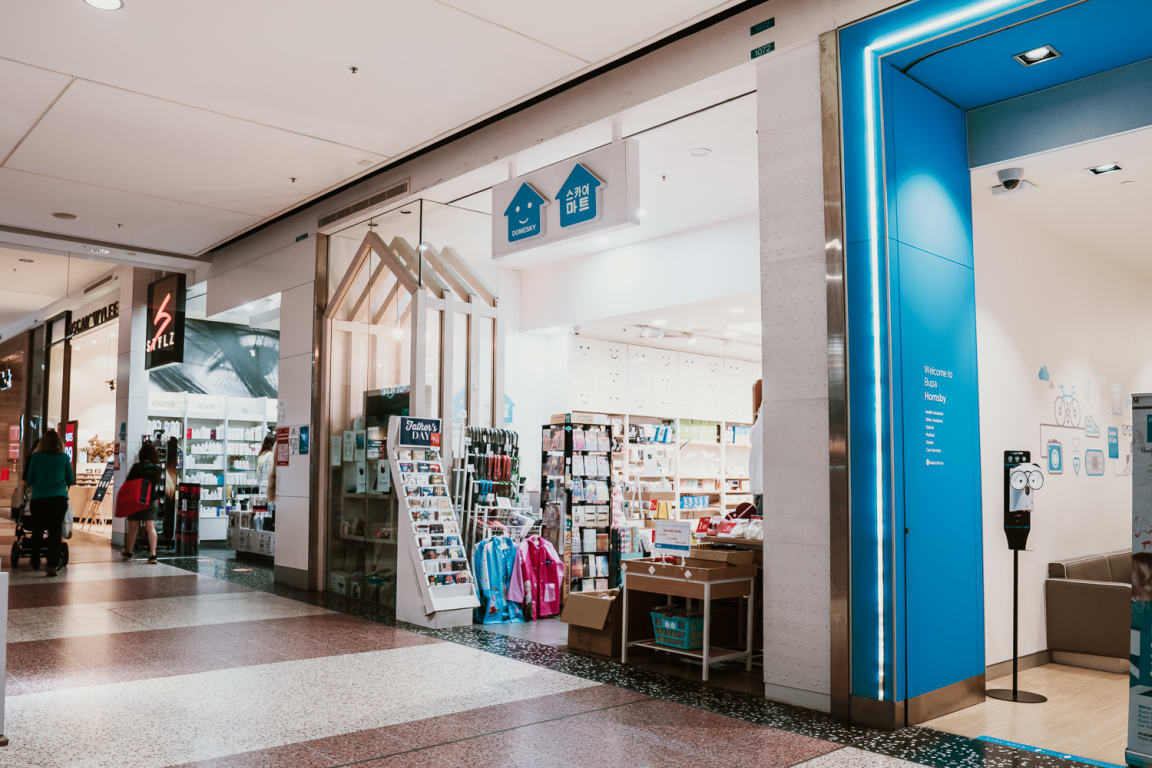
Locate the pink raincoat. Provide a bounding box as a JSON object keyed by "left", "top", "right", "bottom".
{"left": 507, "top": 536, "right": 565, "bottom": 619}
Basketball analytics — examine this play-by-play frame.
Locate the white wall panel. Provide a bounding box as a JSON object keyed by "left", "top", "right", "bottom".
{"left": 757, "top": 40, "right": 831, "bottom": 708}
{"left": 653, "top": 349, "right": 678, "bottom": 417}
{"left": 568, "top": 338, "right": 600, "bottom": 411}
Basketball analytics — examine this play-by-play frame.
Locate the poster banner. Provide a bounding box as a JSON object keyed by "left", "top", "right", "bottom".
{"left": 275, "top": 427, "right": 290, "bottom": 467}
{"left": 1129, "top": 394, "right": 1152, "bottom": 765}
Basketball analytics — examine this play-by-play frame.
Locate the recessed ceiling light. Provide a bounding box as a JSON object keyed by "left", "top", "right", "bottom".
{"left": 636, "top": 209, "right": 646, "bottom": 219}
{"left": 83, "top": 0, "right": 123, "bottom": 9}
{"left": 1014, "top": 45, "right": 1060, "bottom": 66}
{"left": 685, "top": 335, "right": 697, "bottom": 345}
{"left": 18, "top": 258, "right": 34, "bottom": 264}
{"left": 52, "top": 212, "right": 77, "bottom": 220}
{"left": 729, "top": 307, "right": 745, "bottom": 315}
{"left": 89, "top": 247, "right": 111, "bottom": 255}
{"left": 688, "top": 147, "right": 712, "bottom": 158}
{"left": 1088, "top": 163, "right": 1122, "bottom": 175}
{"left": 650, "top": 319, "right": 667, "bottom": 327}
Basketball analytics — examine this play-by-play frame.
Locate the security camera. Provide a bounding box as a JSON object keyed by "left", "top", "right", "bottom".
{"left": 992, "top": 167, "right": 1036, "bottom": 195}
{"left": 997, "top": 168, "right": 1024, "bottom": 190}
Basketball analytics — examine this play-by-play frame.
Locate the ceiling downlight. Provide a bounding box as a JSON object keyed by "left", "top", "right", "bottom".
{"left": 1014, "top": 45, "right": 1060, "bottom": 67}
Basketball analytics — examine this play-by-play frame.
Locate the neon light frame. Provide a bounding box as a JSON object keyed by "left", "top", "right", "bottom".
{"left": 851, "top": 0, "right": 1042, "bottom": 701}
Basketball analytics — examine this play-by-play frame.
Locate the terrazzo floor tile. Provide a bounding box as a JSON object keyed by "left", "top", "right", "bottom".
{"left": 798, "top": 746, "right": 928, "bottom": 766}
{"left": 0, "top": 642, "right": 601, "bottom": 768}
{"left": 96, "top": 591, "right": 332, "bottom": 631}
{"left": 7, "top": 602, "right": 147, "bottom": 642}
{"left": 6, "top": 560, "right": 190, "bottom": 584}
{"left": 8, "top": 574, "right": 249, "bottom": 609}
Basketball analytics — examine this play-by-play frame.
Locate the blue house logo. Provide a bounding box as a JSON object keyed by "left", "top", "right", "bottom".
{"left": 556, "top": 163, "right": 603, "bottom": 228}
{"left": 504, "top": 183, "right": 546, "bottom": 243}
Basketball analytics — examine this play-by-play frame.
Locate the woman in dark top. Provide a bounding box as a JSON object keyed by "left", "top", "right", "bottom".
{"left": 22, "top": 430, "right": 75, "bottom": 577}
{"left": 123, "top": 443, "right": 162, "bottom": 564}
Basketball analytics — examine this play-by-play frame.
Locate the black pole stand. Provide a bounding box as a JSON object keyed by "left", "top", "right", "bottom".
{"left": 986, "top": 549, "right": 1047, "bottom": 703}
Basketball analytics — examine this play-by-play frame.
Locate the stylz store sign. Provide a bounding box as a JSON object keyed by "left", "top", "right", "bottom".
{"left": 145, "top": 274, "right": 186, "bottom": 370}
{"left": 492, "top": 139, "right": 639, "bottom": 259}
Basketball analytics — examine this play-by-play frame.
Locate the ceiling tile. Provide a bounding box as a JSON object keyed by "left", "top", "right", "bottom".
{"left": 0, "top": 168, "right": 261, "bottom": 255}
{"left": 0, "top": 58, "right": 71, "bottom": 161}
{"left": 0, "top": 0, "right": 584, "bottom": 156}
{"left": 437, "top": 0, "right": 733, "bottom": 63}
{"left": 6, "top": 80, "right": 386, "bottom": 218}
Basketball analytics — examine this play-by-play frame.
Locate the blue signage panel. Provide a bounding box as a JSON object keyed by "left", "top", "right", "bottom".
{"left": 1108, "top": 426, "right": 1120, "bottom": 458}
{"left": 503, "top": 183, "right": 546, "bottom": 243}
{"left": 555, "top": 162, "right": 602, "bottom": 228}
{"left": 399, "top": 417, "right": 442, "bottom": 448}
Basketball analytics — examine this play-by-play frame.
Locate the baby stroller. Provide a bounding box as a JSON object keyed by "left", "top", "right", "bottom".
{"left": 9, "top": 493, "right": 70, "bottom": 570}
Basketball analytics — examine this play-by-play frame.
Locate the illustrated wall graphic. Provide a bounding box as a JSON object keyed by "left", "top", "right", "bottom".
{"left": 1085, "top": 415, "right": 1101, "bottom": 439}
{"left": 1038, "top": 365, "right": 1050, "bottom": 383}
{"left": 1109, "top": 426, "right": 1120, "bottom": 459}
{"left": 1073, "top": 456, "right": 1082, "bottom": 476}
{"left": 1085, "top": 449, "right": 1105, "bottom": 476}
{"left": 1054, "top": 384, "right": 1081, "bottom": 427}
{"left": 1047, "top": 439, "right": 1063, "bottom": 474}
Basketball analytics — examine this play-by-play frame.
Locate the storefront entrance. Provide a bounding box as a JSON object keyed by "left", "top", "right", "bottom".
{"left": 319, "top": 78, "right": 770, "bottom": 694}
{"left": 836, "top": 0, "right": 1152, "bottom": 761}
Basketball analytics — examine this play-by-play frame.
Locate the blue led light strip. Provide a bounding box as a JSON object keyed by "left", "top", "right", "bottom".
{"left": 976, "top": 736, "right": 1126, "bottom": 768}
{"left": 859, "top": 0, "right": 1025, "bottom": 700}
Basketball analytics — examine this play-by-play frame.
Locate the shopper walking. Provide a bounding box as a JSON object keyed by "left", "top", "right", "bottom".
{"left": 256, "top": 432, "right": 277, "bottom": 505}
{"left": 122, "top": 443, "right": 162, "bottom": 564}
{"left": 22, "top": 430, "right": 74, "bottom": 577}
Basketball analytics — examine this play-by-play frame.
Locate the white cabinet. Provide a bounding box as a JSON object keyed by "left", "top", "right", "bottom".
{"left": 653, "top": 349, "right": 678, "bottom": 416}
{"left": 568, "top": 338, "right": 600, "bottom": 410}
{"left": 627, "top": 345, "right": 654, "bottom": 415}
{"left": 724, "top": 359, "right": 751, "bottom": 423}
{"left": 598, "top": 342, "right": 627, "bottom": 413}
{"left": 563, "top": 337, "right": 761, "bottom": 421}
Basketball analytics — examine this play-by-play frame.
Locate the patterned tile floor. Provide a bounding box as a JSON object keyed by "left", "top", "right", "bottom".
{"left": 0, "top": 530, "right": 1117, "bottom": 766}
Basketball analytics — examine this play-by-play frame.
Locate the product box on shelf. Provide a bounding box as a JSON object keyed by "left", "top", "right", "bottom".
{"left": 687, "top": 547, "right": 755, "bottom": 566}
{"left": 560, "top": 588, "right": 661, "bottom": 657}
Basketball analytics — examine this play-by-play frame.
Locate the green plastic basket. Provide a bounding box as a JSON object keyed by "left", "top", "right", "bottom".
{"left": 650, "top": 611, "right": 704, "bottom": 650}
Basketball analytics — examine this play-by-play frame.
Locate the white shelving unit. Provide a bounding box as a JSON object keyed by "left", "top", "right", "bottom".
{"left": 147, "top": 392, "right": 277, "bottom": 542}
{"left": 615, "top": 414, "right": 755, "bottom": 522}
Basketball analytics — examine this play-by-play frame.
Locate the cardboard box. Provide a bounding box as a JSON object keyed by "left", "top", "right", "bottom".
{"left": 560, "top": 588, "right": 661, "bottom": 657}
{"left": 689, "top": 547, "right": 755, "bottom": 566}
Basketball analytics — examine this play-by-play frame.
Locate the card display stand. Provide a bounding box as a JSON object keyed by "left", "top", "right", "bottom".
{"left": 541, "top": 420, "right": 617, "bottom": 596}
{"left": 387, "top": 415, "right": 479, "bottom": 628}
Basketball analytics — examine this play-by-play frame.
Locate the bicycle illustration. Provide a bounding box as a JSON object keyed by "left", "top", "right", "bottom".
{"left": 1054, "top": 384, "right": 1081, "bottom": 428}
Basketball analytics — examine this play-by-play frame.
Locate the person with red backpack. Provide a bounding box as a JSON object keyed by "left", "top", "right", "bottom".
{"left": 121, "top": 443, "right": 162, "bottom": 564}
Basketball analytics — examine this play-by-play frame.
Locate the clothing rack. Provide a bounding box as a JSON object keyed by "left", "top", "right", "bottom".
{"left": 463, "top": 504, "right": 540, "bottom": 554}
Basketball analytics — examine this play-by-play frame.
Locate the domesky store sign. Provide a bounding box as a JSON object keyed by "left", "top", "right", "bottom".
{"left": 145, "top": 274, "right": 186, "bottom": 370}
{"left": 491, "top": 139, "right": 639, "bottom": 259}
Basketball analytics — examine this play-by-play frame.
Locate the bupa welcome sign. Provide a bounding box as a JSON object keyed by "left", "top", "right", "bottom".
{"left": 399, "top": 417, "right": 441, "bottom": 448}
{"left": 492, "top": 139, "right": 639, "bottom": 259}
{"left": 145, "top": 274, "right": 186, "bottom": 370}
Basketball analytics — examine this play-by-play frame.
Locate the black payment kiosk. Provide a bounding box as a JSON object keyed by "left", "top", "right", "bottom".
{"left": 987, "top": 450, "right": 1047, "bottom": 704}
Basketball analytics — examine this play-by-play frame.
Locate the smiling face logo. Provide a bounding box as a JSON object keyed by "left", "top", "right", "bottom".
{"left": 503, "top": 182, "right": 546, "bottom": 243}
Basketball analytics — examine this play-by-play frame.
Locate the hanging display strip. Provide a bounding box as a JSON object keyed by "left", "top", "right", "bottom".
{"left": 387, "top": 416, "right": 480, "bottom": 617}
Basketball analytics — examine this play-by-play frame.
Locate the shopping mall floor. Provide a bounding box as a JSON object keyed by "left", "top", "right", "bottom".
{"left": 0, "top": 526, "right": 1113, "bottom": 768}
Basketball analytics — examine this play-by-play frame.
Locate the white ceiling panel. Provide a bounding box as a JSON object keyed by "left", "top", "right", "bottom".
{"left": 6, "top": 80, "right": 386, "bottom": 218}
{"left": 0, "top": 168, "right": 261, "bottom": 254}
{"left": 972, "top": 126, "right": 1152, "bottom": 281}
{"left": 437, "top": 0, "right": 733, "bottom": 63}
{"left": 0, "top": 0, "right": 585, "bottom": 156}
{"left": 0, "top": 246, "right": 114, "bottom": 327}
{"left": 0, "top": 59, "right": 71, "bottom": 161}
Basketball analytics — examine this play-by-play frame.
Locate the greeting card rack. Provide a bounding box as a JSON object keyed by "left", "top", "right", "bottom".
{"left": 387, "top": 415, "right": 479, "bottom": 628}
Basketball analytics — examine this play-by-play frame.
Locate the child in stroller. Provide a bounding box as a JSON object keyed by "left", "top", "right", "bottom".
{"left": 9, "top": 493, "right": 69, "bottom": 571}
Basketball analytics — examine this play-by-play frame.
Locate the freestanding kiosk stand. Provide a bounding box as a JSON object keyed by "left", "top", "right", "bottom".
{"left": 387, "top": 415, "right": 479, "bottom": 628}
{"left": 986, "top": 449, "right": 1047, "bottom": 704}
